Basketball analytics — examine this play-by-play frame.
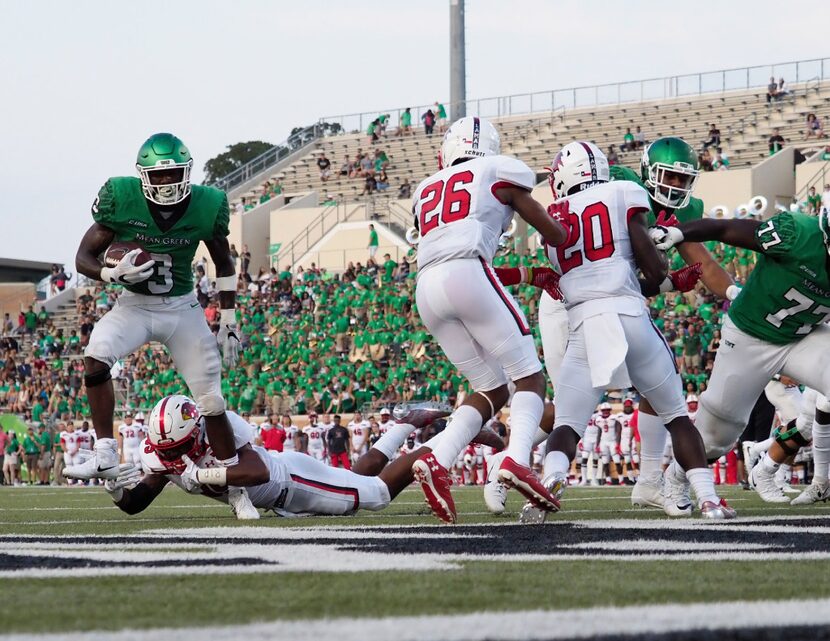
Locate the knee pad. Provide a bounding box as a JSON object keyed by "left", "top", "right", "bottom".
{"left": 197, "top": 394, "right": 226, "bottom": 416}
{"left": 84, "top": 365, "right": 112, "bottom": 388}
{"left": 774, "top": 420, "right": 810, "bottom": 454}
{"left": 696, "top": 397, "right": 745, "bottom": 460}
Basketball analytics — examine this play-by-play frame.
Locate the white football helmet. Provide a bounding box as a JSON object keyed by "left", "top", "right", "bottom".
{"left": 547, "top": 141, "right": 609, "bottom": 199}
{"left": 146, "top": 395, "right": 205, "bottom": 473}
{"left": 686, "top": 394, "right": 699, "bottom": 410}
{"left": 599, "top": 402, "right": 613, "bottom": 416}
{"left": 439, "top": 116, "right": 501, "bottom": 169}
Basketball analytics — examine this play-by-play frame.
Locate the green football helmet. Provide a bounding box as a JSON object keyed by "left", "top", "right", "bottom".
{"left": 136, "top": 133, "right": 193, "bottom": 206}
{"left": 640, "top": 137, "right": 699, "bottom": 210}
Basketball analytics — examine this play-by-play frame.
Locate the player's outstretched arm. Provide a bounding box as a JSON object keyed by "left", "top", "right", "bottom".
{"left": 180, "top": 444, "right": 269, "bottom": 491}
{"left": 629, "top": 211, "right": 669, "bottom": 294}
{"left": 662, "top": 219, "right": 762, "bottom": 252}
{"left": 76, "top": 223, "right": 115, "bottom": 281}
{"left": 677, "top": 242, "right": 734, "bottom": 299}
{"left": 495, "top": 186, "right": 567, "bottom": 247}
{"left": 111, "top": 473, "right": 167, "bottom": 515}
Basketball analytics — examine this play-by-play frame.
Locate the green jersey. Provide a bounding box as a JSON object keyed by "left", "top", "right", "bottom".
{"left": 92, "top": 176, "right": 229, "bottom": 296}
{"left": 609, "top": 165, "right": 704, "bottom": 224}
{"left": 729, "top": 213, "right": 830, "bottom": 344}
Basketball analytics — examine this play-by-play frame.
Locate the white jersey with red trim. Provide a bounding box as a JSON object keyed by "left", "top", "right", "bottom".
{"left": 414, "top": 155, "right": 536, "bottom": 271}
{"left": 282, "top": 425, "right": 298, "bottom": 452}
{"left": 378, "top": 420, "right": 396, "bottom": 435}
{"left": 545, "top": 180, "right": 651, "bottom": 314}
{"left": 582, "top": 419, "right": 600, "bottom": 448}
{"left": 303, "top": 425, "right": 326, "bottom": 450}
{"left": 60, "top": 431, "right": 80, "bottom": 455}
{"left": 348, "top": 420, "right": 370, "bottom": 452}
{"left": 616, "top": 412, "right": 635, "bottom": 442}
{"left": 140, "top": 411, "right": 289, "bottom": 509}
{"left": 76, "top": 430, "right": 94, "bottom": 450}
{"left": 118, "top": 423, "right": 145, "bottom": 449}
{"left": 594, "top": 413, "right": 618, "bottom": 442}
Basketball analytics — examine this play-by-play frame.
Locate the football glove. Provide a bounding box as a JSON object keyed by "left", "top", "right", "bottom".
{"left": 178, "top": 454, "right": 203, "bottom": 492}
{"left": 217, "top": 309, "right": 241, "bottom": 368}
{"left": 103, "top": 463, "right": 144, "bottom": 502}
{"left": 669, "top": 263, "right": 702, "bottom": 293}
{"left": 654, "top": 210, "right": 679, "bottom": 228}
{"left": 547, "top": 200, "right": 578, "bottom": 245}
{"left": 649, "top": 225, "right": 685, "bottom": 250}
{"left": 100, "top": 249, "right": 155, "bottom": 285}
{"left": 531, "top": 268, "right": 563, "bottom": 301}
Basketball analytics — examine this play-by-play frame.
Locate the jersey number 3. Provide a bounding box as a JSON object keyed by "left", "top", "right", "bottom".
{"left": 555, "top": 202, "right": 615, "bottom": 274}
{"left": 148, "top": 253, "right": 174, "bottom": 294}
{"left": 418, "top": 170, "right": 474, "bottom": 236}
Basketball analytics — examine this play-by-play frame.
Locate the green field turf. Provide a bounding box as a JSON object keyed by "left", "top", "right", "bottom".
{"left": 2, "top": 484, "right": 830, "bottom": 636}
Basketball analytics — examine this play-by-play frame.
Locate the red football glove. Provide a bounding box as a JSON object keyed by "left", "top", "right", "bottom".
{"left": 531, "top": 268, "right": 563, "bottom": 301}
{"left": 669, "top": 262, "right": 702, "bottom": 293}
{"left": 547, "top": 200, "right": 578, "bottom": 245}
{"left": 655, "top": 210, "right": 679, "bottom": 228}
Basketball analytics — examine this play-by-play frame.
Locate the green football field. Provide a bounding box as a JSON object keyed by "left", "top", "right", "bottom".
{"left": 2, "top": 484, "right": 830, "bottom": 640}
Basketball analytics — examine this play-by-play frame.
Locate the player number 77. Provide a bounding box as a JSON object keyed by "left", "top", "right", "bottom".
{"left": 757, "top": 220, "right": 782, "bottom": 251}
{"left": 764, "top": 287, "right": 830, "bottom": 335}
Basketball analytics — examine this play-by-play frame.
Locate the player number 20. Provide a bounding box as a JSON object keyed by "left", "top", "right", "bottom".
{"left": 148, "top": 253, "right": 174, "bottom": 295}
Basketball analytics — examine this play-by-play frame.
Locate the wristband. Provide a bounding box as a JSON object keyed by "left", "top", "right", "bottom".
{"left": 220, "top": 309, "right": 237, "bottom": 325}
{"left": 196, "top": 466, "right": 228, "bottom": 486}
{"left": 725, "top": 285, "right": 742, "bottom": 301}
{"left": 215, "top": 274, "right": 236, "bottom": 291}
{"left": 658, "top": 276, "right": 674, "bottom": 293}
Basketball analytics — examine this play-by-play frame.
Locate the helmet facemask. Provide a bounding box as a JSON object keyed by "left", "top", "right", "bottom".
{"left": 137, "top": 160, "right": 193, "bottom": 206}
{"left": 149, "top": 425, "right": 206, "bottom": 474}
{"left": 645, "top": 163, "right": 699, "bottom": 209}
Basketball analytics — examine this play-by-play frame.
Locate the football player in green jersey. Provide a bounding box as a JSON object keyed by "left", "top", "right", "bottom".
{"left": 66, "top": 133, "right": 244, "bottom": 489}
{"left": 611, "top": 137, "right": 737, "bottom": 512}
{"left": 652, "top": 210, "right": 830, "bottom": 504}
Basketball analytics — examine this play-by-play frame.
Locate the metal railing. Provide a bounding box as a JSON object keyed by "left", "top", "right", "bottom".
{"left": 210, "top": 123, "right": 324, "bottom": 193}
{"left": 320, "top": 57, "right": 830, "bottom": 135}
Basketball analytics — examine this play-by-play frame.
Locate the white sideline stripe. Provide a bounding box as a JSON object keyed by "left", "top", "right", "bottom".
{"left": 6, "top": 598, "right": 830, "bottom": 641}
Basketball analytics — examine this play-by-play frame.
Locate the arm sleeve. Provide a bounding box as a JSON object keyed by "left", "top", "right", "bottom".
{"left": 212, "top": 193, "right": 230, "bottom": 239}
{"left": 91, "top": 180, "right": 116, "bottom": 227}
{"left": 755, "top": 212, "right": 798, "bottom": 257}
{"left": 494, "top": 157, "right": 536, "bottom": 191}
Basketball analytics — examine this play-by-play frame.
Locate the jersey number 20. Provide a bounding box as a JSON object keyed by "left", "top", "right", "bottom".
{"left": 555, "top": 202, "right": 615, "bottom": 274}
{"left": 418, "top": 170, "right": 474, "bottom": 236}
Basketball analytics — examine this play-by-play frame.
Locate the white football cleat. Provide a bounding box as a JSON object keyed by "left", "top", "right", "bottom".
{"left": 741, "top": 440, "right": 761, "bottom": 475}
{"left": 749, "top": 465, "right": 790, "bottom": 503}
{"left": 483, "top": 480, "right": 509, "bottom": 514}
{"left": 229, "top": 487, "right": 260, "bottom": 520}
{"left": 631, "top": 470, "right": 664, "bottom": 508}
{"left": 791, "top": 479, "right": 830, "bottom": 506}
{"left": 63, "top": 438, "right": 120, "bottom": 480}
{"left": 663, "top": 469, "right": 693, "bottom": 517}
{"left": 518, "top": 471, "right": 568, "bottom": 525}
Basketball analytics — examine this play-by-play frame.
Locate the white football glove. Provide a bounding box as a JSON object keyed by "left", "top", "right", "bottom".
{"left": 648, "top": 225, "right": 685, "bottom": 251}
{"left": 101, "top": 249, "right": 155, "bottom": 285}
{"left": 179, "top": 454, "right": 203, "bottom": 492}
{"left": 103, "top": 463, "right": 144, "bottom": 501}
{"left": 217, "top": 309, "right": 241, "bottom": 367}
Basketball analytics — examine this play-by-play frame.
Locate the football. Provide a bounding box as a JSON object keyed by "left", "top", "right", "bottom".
{"left": 103, "top": 241, "right": 151, "bottom": 268}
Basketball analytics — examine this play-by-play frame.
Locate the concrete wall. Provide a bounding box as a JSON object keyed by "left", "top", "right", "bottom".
{"left": 796, "top": 159, "right": 830, "bottom": 197}
{"left": 0, "top": 283, "right": 36, "bottom": 320}
{"left": 297, "top": 221, "right": 409, "bottom": 271}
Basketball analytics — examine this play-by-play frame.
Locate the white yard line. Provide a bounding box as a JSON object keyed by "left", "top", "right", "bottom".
{"left": 5, "top": 598, "right": 830, "bottom": 641}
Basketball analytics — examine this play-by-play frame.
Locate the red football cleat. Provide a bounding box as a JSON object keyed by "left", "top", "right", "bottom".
{"left": 497, "top": 456, "right": 560, "bottom": 512}
{"left": 412, "top": 452, "right": 457, "bottom": 524}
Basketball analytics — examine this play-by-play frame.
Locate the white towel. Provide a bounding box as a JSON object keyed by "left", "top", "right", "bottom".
{"left": 581, "top": 313, "right": 631, "bottom": 389}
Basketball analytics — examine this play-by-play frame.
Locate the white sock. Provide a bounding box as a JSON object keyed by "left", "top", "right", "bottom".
{"left": 372, "top": 421, "right": 416, "bottom": 460}
{"left": 505, "top": 392, "right": 545, "bottom": 466}
{"left": 637, "top": 411, "right": 667, "bottom": 477}
{"left": 685, "top": 467, "right": 719, "bottom": 505}
{"left": 760, "top": 452, "right": 780, "bottom": 474}
{"left": 813, "top": 420, "right": 830, "bottom": 481}
{"left": 532, "top": 427, "right": 550, "bottom": 447}
{"left": 543, "top": 450, "right": 570, "bottom": 479}
{"left": 424, "top": 404, "right": 484, "bottom": 469}
{"left": 776, "top": 463, "right": 791, "bottom": 484}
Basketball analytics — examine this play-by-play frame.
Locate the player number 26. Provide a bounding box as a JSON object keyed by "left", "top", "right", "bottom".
{"left": 417, "top": 170, "right": 474, "bottom": 236}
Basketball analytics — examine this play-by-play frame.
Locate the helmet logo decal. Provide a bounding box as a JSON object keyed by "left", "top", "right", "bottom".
{"left": 579, "top": 142, "right": 597, "bottom": 181}
{"left": 181, "top": 401, "right": 199, "bottom": 422}
{"left": 472, "top": 117, "right": 480, "bottom": 149}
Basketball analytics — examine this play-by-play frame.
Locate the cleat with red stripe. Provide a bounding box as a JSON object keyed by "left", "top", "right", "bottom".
{"left": 497, "top": 456, "right": 560, "bottom": 512}
{"left": 393, "top": 402, "right": 452, "bottom": 429}
{"left": 412, "top": 453, "right": 456, "bottom": 524}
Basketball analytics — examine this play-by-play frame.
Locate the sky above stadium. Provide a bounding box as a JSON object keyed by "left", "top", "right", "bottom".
{"left": 1, "top": 0, "right": 828, "bottom": 270}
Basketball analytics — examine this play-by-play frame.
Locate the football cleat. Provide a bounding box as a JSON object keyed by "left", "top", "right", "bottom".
{"left": 700, "top": 499, "right": 737, "bottom": 520}
{"left": 749, "top": 465, "right": 790, "bottom": 503}
{"left": 790, "top": 479, "right": 830, "bottom": 506}
{"left": 412, "top": 452, "right": 457, "bottom": 524}
{"left": 497, "top": 457, "right": 560, "bottom": 512}
{"left": 663, "top": 469, "right": 693, "bottom": 517}
{"left": 742, "top": 440, "right": 761, "bottom": 474}
{"left": 63, "top": 438, "right": 120, "bottom": 480}
{"left": 483, "top": 480, "right": 509, "bottom": 515}
{"left": 518, "top": 471, "right": 568, "bottom": 525}
{"left": 631, "top": 470, "right": 664, "bottom": 508}
{"left": 393, "top": 401, "right": 452, "bottom": 429}
{"left": 229, "top": 487, "right": 260, "bottom": 520}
